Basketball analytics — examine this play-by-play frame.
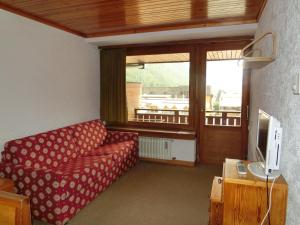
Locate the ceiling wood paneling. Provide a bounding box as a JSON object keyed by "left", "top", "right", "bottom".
{"left": 0, "top": 0, "right": 267, "bottom": 38}
{"left": 207, "top": 50, "right": 242, "bottom": 61}
{"left": 126, "top": 53, "right": 190, "bottom": 64}
{"left": 126, "top": 50, "right": 242, "bottom": 64}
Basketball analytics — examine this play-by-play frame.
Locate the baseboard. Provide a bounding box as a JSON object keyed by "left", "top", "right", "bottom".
{"left": 140, "top": 157, "right": 195, "bottom": 167}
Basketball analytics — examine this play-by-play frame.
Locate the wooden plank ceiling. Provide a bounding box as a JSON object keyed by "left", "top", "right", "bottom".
{"left": 127, "top": 53, "right": 190, "bottom": 64}
{"left": 0, "top": 0, "right": 267, "bottom": 38}
{"left": 126, "top": 50, "right": 242, "bottom": 64}
{"left": 207, "top": 50, "right": 242, "bottom": 61}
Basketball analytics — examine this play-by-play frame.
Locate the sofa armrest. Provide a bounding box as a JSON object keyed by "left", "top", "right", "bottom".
{"left": 0, "top": 163, "right": 73, "bottom": 224}
{"left": 104, "top": 130, "right": 138, "bottom": 148}
{"left": 0, "top": 163, "right": 69, "bottom": 192}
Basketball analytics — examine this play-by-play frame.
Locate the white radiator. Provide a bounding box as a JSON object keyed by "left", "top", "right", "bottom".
{"left": 139, "top": 137, "right": 172, "bottom": 160}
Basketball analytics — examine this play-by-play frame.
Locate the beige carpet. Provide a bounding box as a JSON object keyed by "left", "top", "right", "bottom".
{"left": 34, "top": 162, "right": 221, "bottom": 225}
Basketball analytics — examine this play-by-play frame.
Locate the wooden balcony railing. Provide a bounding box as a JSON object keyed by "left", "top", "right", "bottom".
{"left": 205, "top": 110, "right": 241, "bottom": 126}
{"left": 132, "top": 108, "right": 241, "bottom": 127}
{"left": 133, "top": 108, "right": 189, "bottom": 124}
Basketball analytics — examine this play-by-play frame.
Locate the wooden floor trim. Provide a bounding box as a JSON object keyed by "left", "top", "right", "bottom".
{"left": 140, "top": 157, "right": 195, "bottom": 167}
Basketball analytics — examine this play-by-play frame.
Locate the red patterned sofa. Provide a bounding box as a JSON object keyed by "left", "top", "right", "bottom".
{"left": 0, "top": 120, "right": 138, "bottom": 225}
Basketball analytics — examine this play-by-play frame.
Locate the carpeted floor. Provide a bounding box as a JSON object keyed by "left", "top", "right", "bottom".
{"left": 34, "top": 162, "right": 221, "bottom": 225}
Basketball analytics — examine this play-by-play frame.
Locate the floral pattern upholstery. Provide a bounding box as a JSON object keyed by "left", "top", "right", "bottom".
{"left": 105, "top": 131, "right": 139, "bottom": 166}
{"left": 0, "top": 120, "right": 139, "bottom": 225}
{"left": 3, "top": 128, "right": 78, "bottom": 169}
{"left": 104, "top": 131, "right": 138, "bottom": 149}
{"left": 69, "top": 120, "right": 107, "bottom": 155}
{"left": 0, "top": 163, "right": 71, "bottom": 225}
{"left": 81, "top": 140, "right": 138, "bottom": 178}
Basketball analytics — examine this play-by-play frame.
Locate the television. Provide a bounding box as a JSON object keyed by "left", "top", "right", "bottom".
{"left": 248, "top": 109, "right": 283, "bottom": 179}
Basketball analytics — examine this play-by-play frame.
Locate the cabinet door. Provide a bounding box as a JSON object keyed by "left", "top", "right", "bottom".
{"left": 223, "top": 182, "right": 287, "bottom": 225}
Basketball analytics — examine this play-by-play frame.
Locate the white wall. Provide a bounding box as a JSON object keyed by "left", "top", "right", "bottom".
{"left": 171, "top": 139, "right": 196, "bottom": 162}
{"left": 248, "top": 1, "right": 300, "bottom": 224}
{"left": 0, "top": 10, "right": 100, "bottom": 156}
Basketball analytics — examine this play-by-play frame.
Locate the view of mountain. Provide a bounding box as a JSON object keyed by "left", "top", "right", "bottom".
{"left": 126, "top": 62, "right": 189, "bottom": 87}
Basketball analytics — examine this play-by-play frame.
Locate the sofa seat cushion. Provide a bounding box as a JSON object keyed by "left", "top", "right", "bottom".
{"left": 54, "top": 155, "right": 115, "bottom": 220}
{"left": 3, "top": 128, "right": 78, "bottom": 169}
{"left": 69, "top": 120, "right": 107, "bottom": 155}
{"left": 82, "top": 141, "right": 134, "bottom": 157}
{"left": 81, "top": 141, "right": 137, "bottom": 172}
{"left": 56, "top": 155, "right": 113, "bottom": 182}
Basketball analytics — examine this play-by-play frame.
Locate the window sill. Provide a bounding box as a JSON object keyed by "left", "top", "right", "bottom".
{"left": 107, "top": 126, "right": 196, "bottom": 140}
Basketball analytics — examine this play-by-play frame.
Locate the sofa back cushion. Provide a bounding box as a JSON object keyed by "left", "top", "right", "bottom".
{"left": 3, "top": 128, "right": 78, "bottom": 169}
{"left": 69, "top": 120, "right": 107, "bottom": 155}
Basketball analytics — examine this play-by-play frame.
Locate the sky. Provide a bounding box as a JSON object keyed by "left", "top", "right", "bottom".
{"left": 206, "top": 60, "right": 243, "bottom": 92}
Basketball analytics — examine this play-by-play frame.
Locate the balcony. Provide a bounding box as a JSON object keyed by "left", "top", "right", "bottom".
{"left": 205, "top": 110, "right": 241, "bottom": 126}
{"left": 132, "top": 108, "right": 241, "bottom": 127}
{"left": 133, "top": 108, "right": 189, "bottom": 124}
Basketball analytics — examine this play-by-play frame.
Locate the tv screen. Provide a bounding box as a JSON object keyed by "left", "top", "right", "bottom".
{"left": 257, "top": 111, "right": 270, "bottom": 161}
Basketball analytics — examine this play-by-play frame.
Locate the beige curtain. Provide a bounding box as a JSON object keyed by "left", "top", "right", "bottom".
{"left": 100, "top": 48, "right": 127, "bottom": 124}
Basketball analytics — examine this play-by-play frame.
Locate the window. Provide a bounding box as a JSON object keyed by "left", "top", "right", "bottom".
{"left": 126, "top": 53, "right": 190, "bottom": 125}
{"left": 205, "top": 50, "right": 243, "bottom": 127}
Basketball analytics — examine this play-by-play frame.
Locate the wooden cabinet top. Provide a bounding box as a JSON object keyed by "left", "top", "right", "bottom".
{"left": 223, "top": 158, "right": 288, "bottom": 188}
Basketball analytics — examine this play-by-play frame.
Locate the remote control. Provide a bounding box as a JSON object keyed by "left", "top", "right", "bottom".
{"left": 236, "top": 161, "right": 247, "bottom": 175}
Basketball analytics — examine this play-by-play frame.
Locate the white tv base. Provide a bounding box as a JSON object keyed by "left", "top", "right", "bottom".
{"left": 248, "top": 162, "right": 281, "bottom": 180}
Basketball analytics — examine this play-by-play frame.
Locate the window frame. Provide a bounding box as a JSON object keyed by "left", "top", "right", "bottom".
{"left": 125, "top": 45, "right": 196, "bottom": 131}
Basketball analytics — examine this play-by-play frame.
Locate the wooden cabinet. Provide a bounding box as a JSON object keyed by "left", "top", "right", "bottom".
{"left": 209, "top": 176, "right": 223, "bottom": 225}
{"left": 0, "top": 178, "right": 32, "bottom": 225}
{"left": 0, "top": 191, "right": 32, "bottom": 225}
{"left": 210, "top": 159, "right": 288, "bottom": 225}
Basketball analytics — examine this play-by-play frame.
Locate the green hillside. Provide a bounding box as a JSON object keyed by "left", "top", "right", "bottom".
{"left": 126, "top": 62, "right": 189, "bottom": 87}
